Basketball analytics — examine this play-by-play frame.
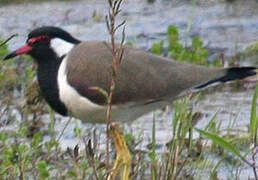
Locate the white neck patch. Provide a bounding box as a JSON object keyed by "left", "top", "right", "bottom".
{"left": 50, "top": 38, "right": 75, "bottom": 57}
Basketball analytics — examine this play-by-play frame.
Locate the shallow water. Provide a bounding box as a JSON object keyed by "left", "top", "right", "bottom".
{"left": 0, "top": 0, "right": 258, "bottom": 178}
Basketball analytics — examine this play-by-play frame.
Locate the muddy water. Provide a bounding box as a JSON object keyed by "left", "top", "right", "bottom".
{"left": 0, "top": 0, "right": 258, "bottom": 178}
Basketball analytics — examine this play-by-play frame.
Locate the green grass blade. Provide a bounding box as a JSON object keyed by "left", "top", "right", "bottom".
{"left": 195, "top": 128, "right": 244, "bottom": 160}
{"left": 249, "top": 85, "right": 258, "bottom": 144}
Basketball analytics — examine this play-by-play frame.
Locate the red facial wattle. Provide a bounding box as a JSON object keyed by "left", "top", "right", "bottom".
{"left": 2, "top": 35, "right": 51, "bottom": 61}
{"left": 27, "top": 35, "right": 50, "bottom": 44}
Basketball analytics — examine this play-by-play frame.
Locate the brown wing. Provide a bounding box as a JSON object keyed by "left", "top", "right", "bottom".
{"left": 66, "top": 41, "right": 225, "bottom": 105}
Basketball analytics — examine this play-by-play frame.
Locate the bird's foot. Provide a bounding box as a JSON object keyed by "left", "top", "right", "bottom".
{"left": 107, "top": 123, "right": 131, "bottom": 180}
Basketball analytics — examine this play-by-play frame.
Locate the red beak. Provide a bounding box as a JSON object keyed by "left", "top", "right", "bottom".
{"left": 3, "top": 44, "right": 33, "bottom": 60}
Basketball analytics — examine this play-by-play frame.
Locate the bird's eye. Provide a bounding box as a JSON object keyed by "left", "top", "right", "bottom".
{"left": 27, "top": 36, "right": 50, "bottom": 45}
{"left": 27, "top": 38, "right": 38, "bottom": 45}
{"left": 41, "top": 36, "right": 50, "bottom": 41}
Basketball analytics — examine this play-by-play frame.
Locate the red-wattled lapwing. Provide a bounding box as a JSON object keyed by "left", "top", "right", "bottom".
{"left": 3, "top": 26, "right": 258, "bottom": 180}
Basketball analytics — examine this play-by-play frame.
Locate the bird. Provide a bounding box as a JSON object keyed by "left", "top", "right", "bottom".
{"left": 3, "top": 26, "right": 257, "bottom": 180}
{"left": 3, "top": 26, "right": 257, "bottom": 123}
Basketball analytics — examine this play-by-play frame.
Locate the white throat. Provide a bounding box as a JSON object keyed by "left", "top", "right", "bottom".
{"left": 50, "top": 38, "right": 75, "bottom": 57}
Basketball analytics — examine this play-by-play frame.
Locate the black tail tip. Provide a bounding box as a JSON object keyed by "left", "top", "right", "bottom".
{"left": 225, "top": 67, "right": 257, "bottom": 82}
{"left": 194, "top": 66, "right": 257, "bottom": 90}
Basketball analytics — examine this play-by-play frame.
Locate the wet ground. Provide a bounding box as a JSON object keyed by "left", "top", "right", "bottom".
{"left": 0, "top": 0, "right": 258, "bottom": 178}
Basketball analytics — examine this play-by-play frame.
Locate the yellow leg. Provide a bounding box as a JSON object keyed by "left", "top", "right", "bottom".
{"left": 107, "top": 123, "right": 132, "bottom": 180}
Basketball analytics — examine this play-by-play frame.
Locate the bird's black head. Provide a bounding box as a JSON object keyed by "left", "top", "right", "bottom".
{"left": 3, "top": 26, "right": 81, "bottom": 61}
{"left": 28, "top": 26, "right": 81, "bottom": 44}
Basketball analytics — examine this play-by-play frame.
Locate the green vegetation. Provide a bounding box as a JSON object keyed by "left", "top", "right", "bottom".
{"left": 0, "top": 25, "right": 257, "bottom": 179}
{"left": 151, "top": 25, "right": 223, "bottom": 67}
{"left": 250, "top": 86, "right": 258, "bottom": 145}
{"left": 234, "top": 42, "right": 258, "bottom": 60}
